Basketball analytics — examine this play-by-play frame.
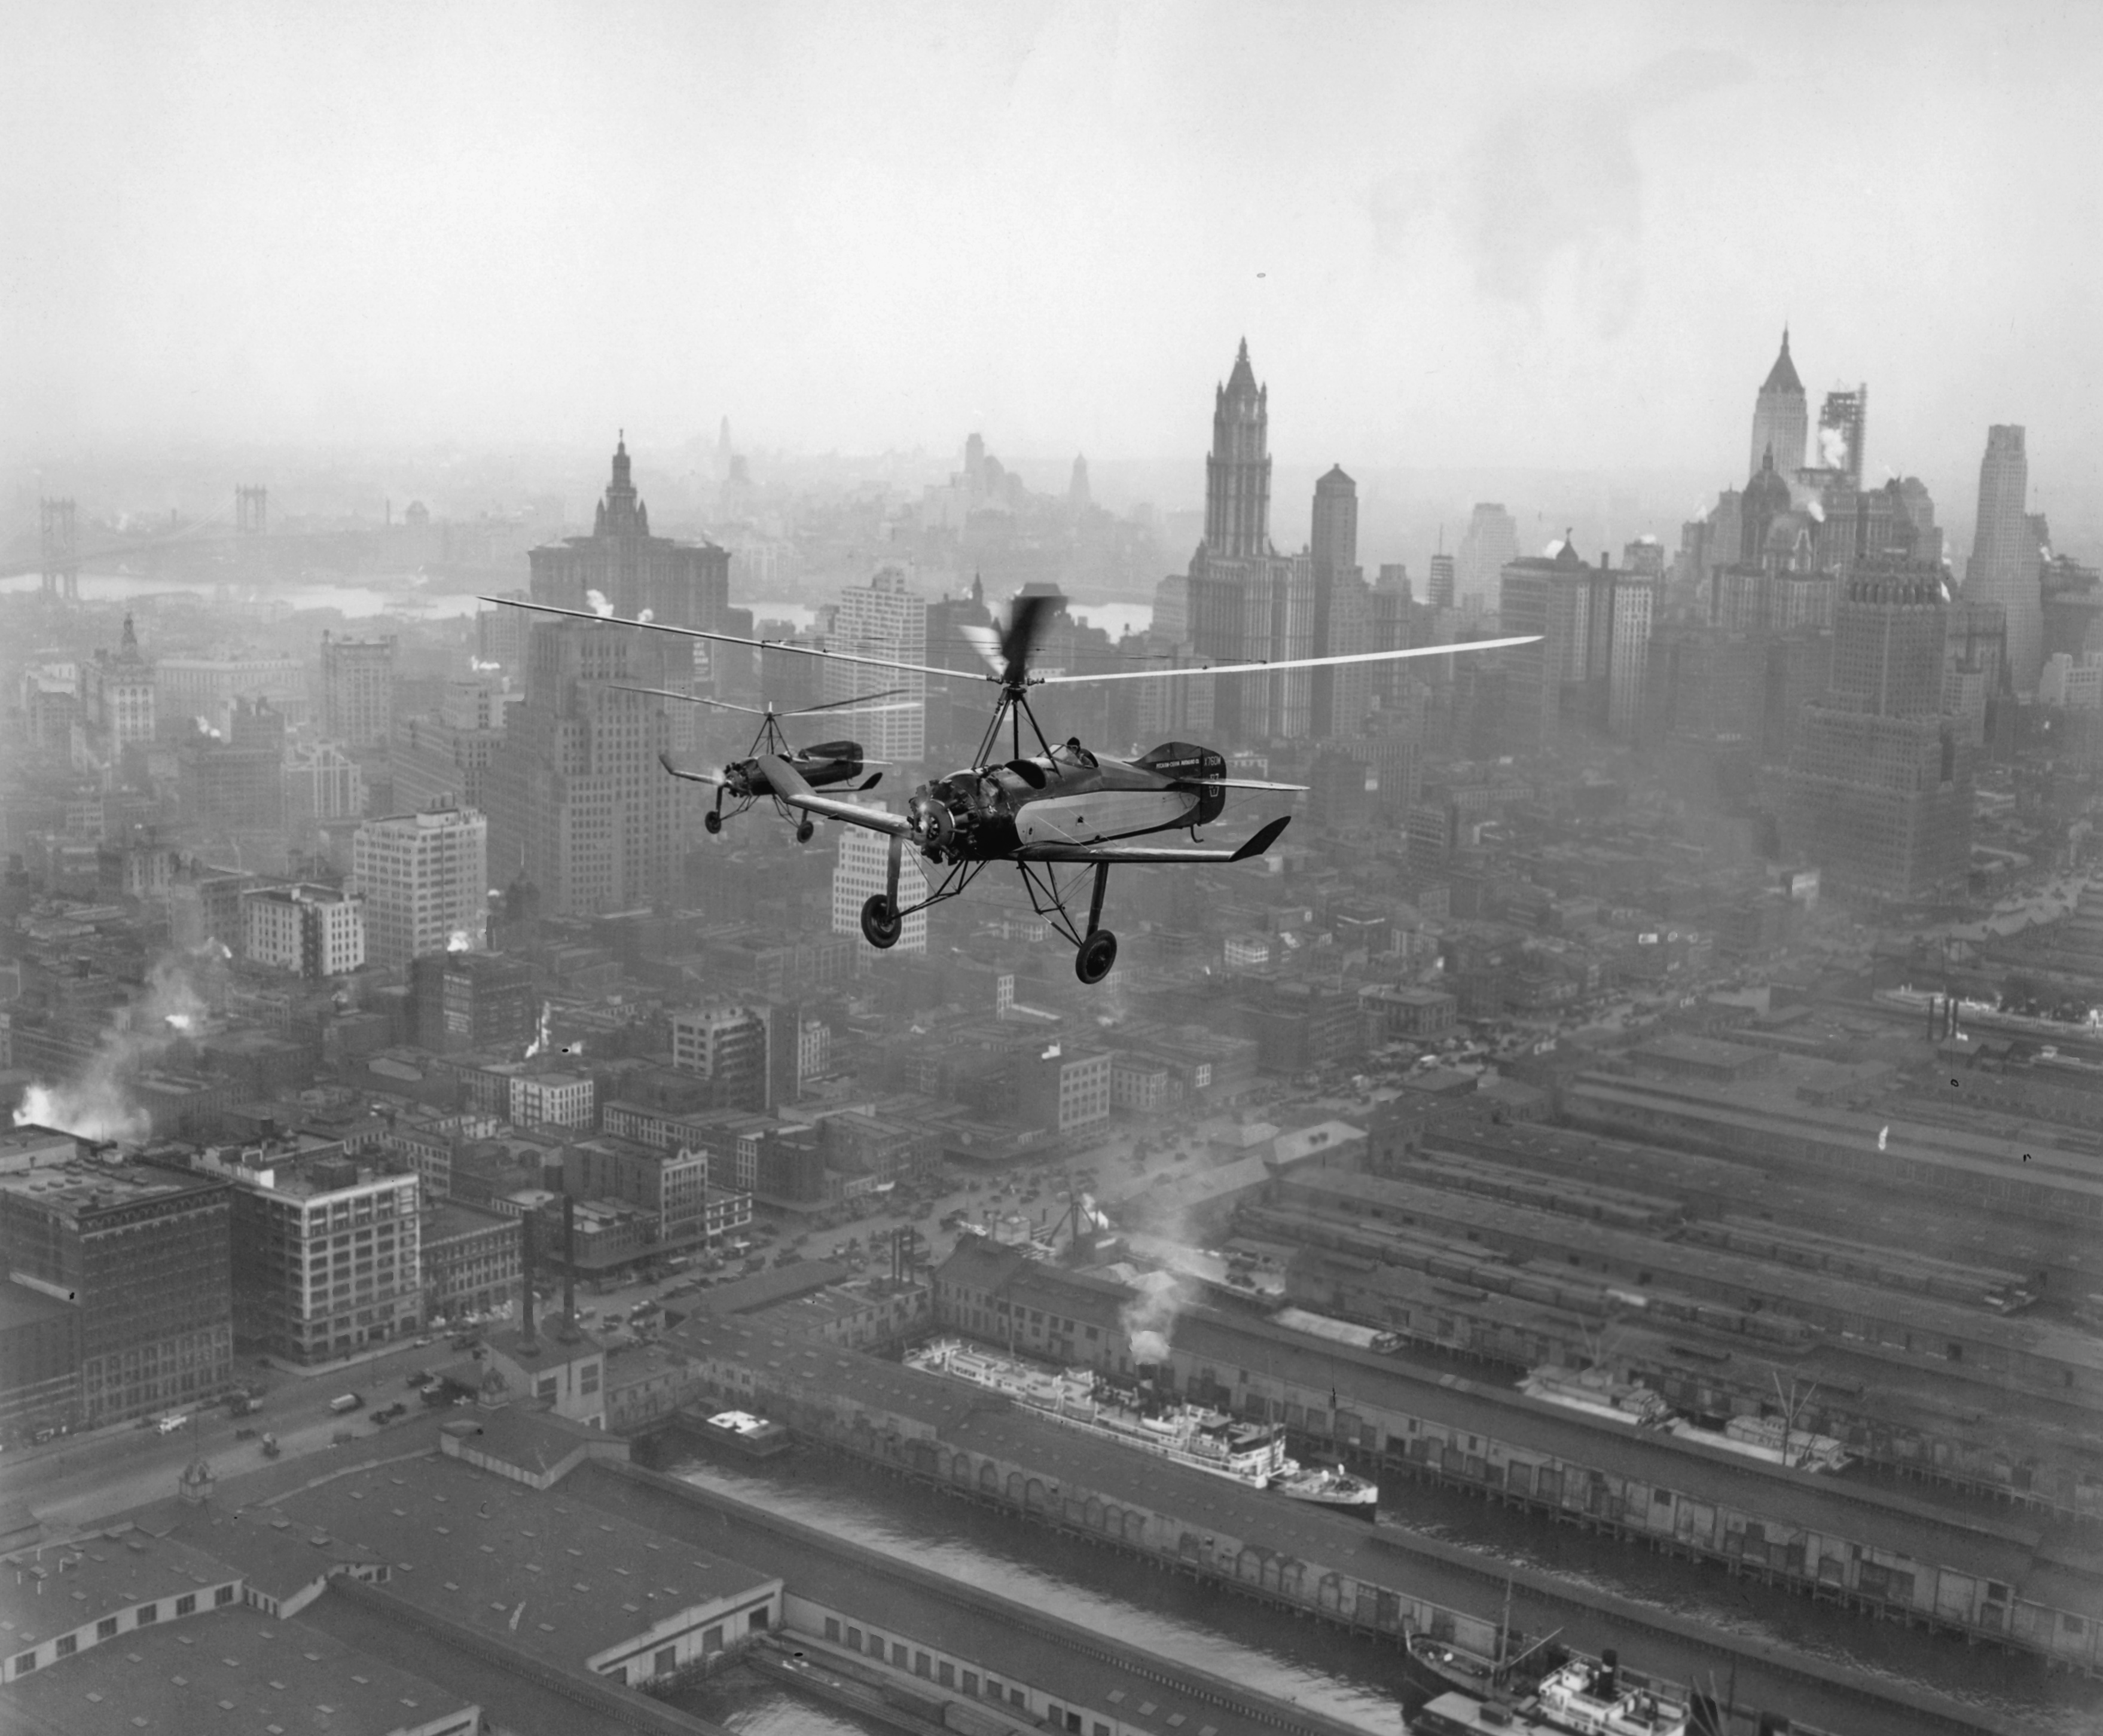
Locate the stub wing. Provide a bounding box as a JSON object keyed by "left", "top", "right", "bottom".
{"left": 657, "top": 754, "right": 728, "bottom": 789}
{"left": 1014, "top": 815, "right": 1290, "bottom": 864}
{"left": 750, "top": 754, "right": 917, "bottom": 838}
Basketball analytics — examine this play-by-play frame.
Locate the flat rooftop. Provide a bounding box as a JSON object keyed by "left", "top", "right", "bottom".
{"left": 0, "top": 1601, "right": 475, "bottom": 1736}
{"left": 270, "top": 1450, "right": 776, "bottom": 1667}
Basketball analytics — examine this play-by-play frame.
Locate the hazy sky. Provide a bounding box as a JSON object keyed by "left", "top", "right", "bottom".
{"left": 7, "top": 2, "right": 2102, "bottom": 503}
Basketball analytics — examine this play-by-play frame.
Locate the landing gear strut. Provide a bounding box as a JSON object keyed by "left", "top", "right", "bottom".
{"left": 860, "top": 833, "right": 905, "bottom": 949}
{"left": 1074, "top": 861, "right": 1117, "bottom": 985}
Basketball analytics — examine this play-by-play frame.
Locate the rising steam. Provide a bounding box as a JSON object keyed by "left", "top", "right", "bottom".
{"left": 13, "top": 955, "right": 213, "bottom": 1143}
{"left": 1121, "top": 1266, "right": 1188, "bottom": 1367}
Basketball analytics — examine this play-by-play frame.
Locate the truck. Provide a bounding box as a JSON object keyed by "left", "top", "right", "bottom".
{"left": 328, "top": 1393, "right": 364, "bottom": 1414}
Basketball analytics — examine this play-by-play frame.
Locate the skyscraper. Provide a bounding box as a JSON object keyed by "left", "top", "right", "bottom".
{"left": 1748, "top": 329, "right": 1808, "bottom": 482}
{"left": 1205, "top": 339, "right": 1271, "bottom": 559}
{"left": 352, "top": 803, "right": 489, "bottom": 966}
{"left": 1964, "top": 424, "right": 2043, "bottom": 690}
{"left": 1153, "top": 340, "right": 1312, "bottom": 742}
{"left": 1785, "top": 558, "right": 1971, "bottom": 900}
{"left": 1817, "top": 386, "right": 1869, "bottom": 488}
{"left": 488, "top": 441, "right": 715, "bottom": 913}
{"left": 1309, "top": 465, "right": 1370, "bottom": 740}
{"left": 1455, "top": 505, "right": 1519, "bottom": 611}
{"left": 530, "top": 436, "right": 731, "bottom": 630}
{"left": 1426, "top": 552, "right": 1455, "bottom": 610}
{"left": 319, "top": 632, "right": 396, "bottom": 748}
{"left": 824, "top": 566, "right": 926, "bottom": 763}
{"left": 1496, "top": 539, "right": 1655, "bottom": 750}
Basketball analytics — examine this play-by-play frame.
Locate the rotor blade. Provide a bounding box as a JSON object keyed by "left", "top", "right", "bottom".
{"left": 753, "top": 754, "right": 917, "bottom": 837}
{"left": 655, "top": 753, "right": 729, "bottom": 788}
{"left": 1015, "top": 816, "right": 1291, "bottom": 864}
{"left": 1177, "top": 777, "right": 1310, "bottom": 793}
{"left": 785, "top": 687, "right": 909, "bottom": 714}
{"left": 785, "top": 701, "right": 920, "bottom": 717}
{"left": 612, "top": 683, "right": 761, "bottom": 713}
{"left": 480, "top": 596, "right": 994, "bottom": 684}
{"left": 1033, "top": 635, "right": 1542, "bottom": 684}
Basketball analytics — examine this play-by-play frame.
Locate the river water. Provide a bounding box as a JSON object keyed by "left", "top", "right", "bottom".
{"left": 654, "top": 1441, "right": 2102, "bottom": 1736}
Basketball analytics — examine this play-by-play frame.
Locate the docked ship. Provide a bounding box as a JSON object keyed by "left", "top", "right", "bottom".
{"left": 1666, "top": 1411, "right": 1851, "bottom": 1473}
{"left": 906, "top": 1338, "right": 1293, "bottom": 1491}
{"left": 1518, "top": 1367, "right": 1674, "bottom": 1429}
{"left": 1409, "top": 1649, "right": 1690, "bottom": 1736}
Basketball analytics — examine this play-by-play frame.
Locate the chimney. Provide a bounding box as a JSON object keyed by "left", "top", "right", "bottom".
{"left": 518, "top": 1206, "right": 537, "bottom": 1349}
{"left": 562, "top": 1194, "right": 578, "bottom": 1329}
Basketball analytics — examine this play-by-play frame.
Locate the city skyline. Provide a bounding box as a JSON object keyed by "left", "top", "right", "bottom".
{"left": 6, "top": 6, "right": 2102, "bottom": 506}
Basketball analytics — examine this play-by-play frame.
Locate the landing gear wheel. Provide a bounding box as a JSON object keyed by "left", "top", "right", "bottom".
{"left": 703, "top": 811, "right": 722, "bottom": 835}
{"left": 795, "top": 820, "right": 816, "bottom": 845}
{"left": 860, "top": 894, "right": 903, "bottom": 949}
{"left": 1075, "top": 928, "right": 1119, "bottom": 985}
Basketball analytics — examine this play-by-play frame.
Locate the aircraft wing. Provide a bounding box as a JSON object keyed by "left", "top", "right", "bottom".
{"left": 1178, "top": 777, "right": 1309, "bottom": 792}
{"left": 1013, "top": 815, "right": 1290, "bottom": 864}
{"left": 750, "top": 754, "right": 917, "bottom": 838}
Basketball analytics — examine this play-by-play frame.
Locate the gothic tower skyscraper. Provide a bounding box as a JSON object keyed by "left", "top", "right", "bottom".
{"left": 1749, "top": 328, "right": 1808, "bottom": 483}
{"left": 1964, "top": 424, "right": 2042, "bottom": 690}
{"left": 1204, "top": 338, "right": 1272, "bottom": 559}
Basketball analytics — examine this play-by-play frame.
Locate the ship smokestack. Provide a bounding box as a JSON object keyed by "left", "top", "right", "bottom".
{"left": 1598, "top": 1649, "right": 1617, "bottom": 1699}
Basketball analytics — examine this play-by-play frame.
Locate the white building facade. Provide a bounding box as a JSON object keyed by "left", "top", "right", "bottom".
{"left": 351, "top": 804, "right": 489, "bottom": 967}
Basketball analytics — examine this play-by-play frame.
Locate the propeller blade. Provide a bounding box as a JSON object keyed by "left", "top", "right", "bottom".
{"left": 999, "top": 592, "right": 1059, "bottom": 686}
{"left": 957, "top": 622, "right": 1006, "bottom": 677}
{"left": 656, "top": 753, "right": 729, "bottom": 788}
{"left": 1033, "top": 634, "right": 1542, "bottom": 684}
{"left": 480, "top": 596, "right": 994, "bottom": 684}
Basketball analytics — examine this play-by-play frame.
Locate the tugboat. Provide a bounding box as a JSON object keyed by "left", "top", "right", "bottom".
{"left": 699, "top": 1409, "right": 792, "bottom": 1460}
{"left": 1528, "top": 1651, "right": 1689, "bottom": 1736}
{"left": 1275, "top": 1460, "right": 1379, "bottom": 1514}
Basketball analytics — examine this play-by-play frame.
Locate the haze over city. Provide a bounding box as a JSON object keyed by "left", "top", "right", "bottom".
{"left": 8, "top": 2, "right": 2103, "bottom": 516}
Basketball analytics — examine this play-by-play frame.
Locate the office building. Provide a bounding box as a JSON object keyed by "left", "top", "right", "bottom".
{"left": 156, "top": 650, "right": 306, "bottom": 732}
{"left": 409, "top": 948, "right": 535, "bottom": 1053}
{"left": 1964, "top": 425, "right": 2044, "bottom": 690}
{"left": 0, "top": 1148, "right": 233, "bottom": 1428}
{"left": 283, "top": 739, "right": 366, "bottom": 825}
{"left": 352, "top": 803, "right": 488, "bottom": 967}
{"left": 1309, "top": 465, "right": 1372, "bottom": 740}
{"left": 1455, "top": 504, "right": 1519, "bottom": 611}
{"left": 561, "top": 1136, "right": 725, "bottom": 1253}
{"left": 1497, "top": 540, "right": 1656, "bottom": 750}
{"left": 510, "top": 1070, "right": 594, "bottom": 1129}
{"left": 1817, "top": 384, "right": 1869, "bottom": 489}
{"left": 484, "top": 616, "right": 685, "bottom": 918}
{"left": 1426, "top": 553, "right": 1454, "bottom": 610}
{"left": 832, "top": 803, "right": 929, "bottom": 956}
{"left": 823, "top": 566, "right": 926, "bottom": 762}
{"left": 1748, "top": 329, "right": 1809, "bottom": 482}
{"left": 1784, "top": 558, "right": 1971, "bottom": 900}
{"left": 318, "top": 633, "right": 396, "bottom": 748}
{"left": 77, "top": 615, "right": 155, "bottom": 754}
{"left": 175, "top": 697, "right": 287, "bottom": 839}
{"left": 529, "top": 436, "right": 731, "bottom": 629}
{"left": 1154, "top": 340, "right": 1313, "bottom": 742}
{"left": 242, "top": 882, "right": 366, "bottom": 977}
{"left": 671, "top": 1003, "right": 777, "bottom": 1107}
{"left": 193, "top": 1142, "right": 421, "bottom": 1362}
{"left": 420, "top": 1199, "right": 521, "bottom": 1323}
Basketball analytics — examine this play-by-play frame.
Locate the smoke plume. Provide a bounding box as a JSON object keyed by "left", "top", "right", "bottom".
{"left": 1121, "top": 1266, "right": 1188, "bottom": 1367}
{"left": 14, "top": 953, "right": 214, "bottom": 1144}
